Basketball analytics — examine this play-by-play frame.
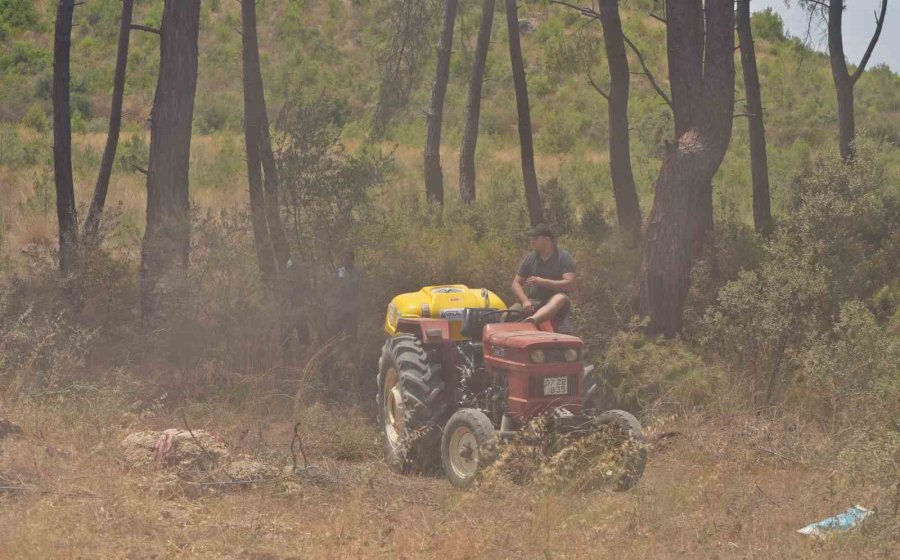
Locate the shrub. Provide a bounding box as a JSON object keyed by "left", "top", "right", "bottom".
{"left": 591, "top": 329, "right": 728, "bottom": 415}
{"left": 20, "top": 103, "right": 48, "bottom": 132}
{"left": 0, "top": 0, "right": 38, "bottom": 32}
{"left": 751, "top": 8, "right": 785, "bottom": 42}
{"left": 702, "top": 145, "right": 900, "bottom": 405}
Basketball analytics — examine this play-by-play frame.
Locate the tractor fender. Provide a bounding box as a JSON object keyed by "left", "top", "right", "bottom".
{"left": 395, "top": 317, "right": 452, "bottom": 344}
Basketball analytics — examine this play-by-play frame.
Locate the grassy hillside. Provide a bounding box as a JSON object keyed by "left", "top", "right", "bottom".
{"left": 1, "top": 0, "right": 899, "bottom": 253}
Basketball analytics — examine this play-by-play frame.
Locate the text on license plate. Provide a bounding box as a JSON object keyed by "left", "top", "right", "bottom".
{"left": 543, "top": 377, "right": 568, "bottom": 396}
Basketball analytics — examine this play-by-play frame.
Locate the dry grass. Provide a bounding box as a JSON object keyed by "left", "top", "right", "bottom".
{"left": 1, "top": 388, "right": 896, "bottom": 559}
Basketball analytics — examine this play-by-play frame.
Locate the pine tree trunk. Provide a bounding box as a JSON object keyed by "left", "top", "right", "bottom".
{"left": 828, "top": 0, "right": 855, "bottom": 162}
{"left": 424, "top": 0, "right": 459, "bottom": 205}
{"left": 640, "top": 0, "right": 735, "bottom": 336}
{"left": 84, "top": 0, "right": 134, "bottom": 244}
{"left": 505, "top": 0, "right": 543, "bottom": 226}
{"left": 458, "top": 0, "right": 494, "bottom": 204}
{"left": 140, "top": 0, "right": 200, "bottom": 324}
{"left": 53, "top": 0, "right": 78, "bottom": 275}
{"left": 242, "top": 0, "right": 276, "bottom": 284}
{"left": 597, "top": 0, "right": 641, "bottom": 239}
{"left": 737, "top": 0, "right": 772, "bottom": 234}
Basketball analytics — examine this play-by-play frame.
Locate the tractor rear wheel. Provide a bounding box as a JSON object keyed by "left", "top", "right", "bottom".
{"left": 441, "top": 408, "right": 497, "bottom": 488}
{"left": 377, "top": 334, "right": 449, "bottom": 473}
{"left": 594, "top": 409, "right": 647, "bottom": 490}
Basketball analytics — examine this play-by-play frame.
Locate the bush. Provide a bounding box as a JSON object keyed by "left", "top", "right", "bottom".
{"left": 591, "top": 329, "right": 727, "bottom": 415}
{"left": 702, "top": 145, "right": 900, "bottom": 405}
{"left": 20, "top": 103, "right": 48, "bottom": 132}
{"left": 0, "top": 0, "right": 38, "bottom": 31}
{"left": 751, "top": 8, "right": 785, "bottom": 42}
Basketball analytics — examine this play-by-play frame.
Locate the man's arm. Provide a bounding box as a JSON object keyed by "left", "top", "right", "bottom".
{"left": 512, "top": 274, "right": 533, "bottom": 309}
{"left": 525, "top": 272, "right": 576, "bottom": 293}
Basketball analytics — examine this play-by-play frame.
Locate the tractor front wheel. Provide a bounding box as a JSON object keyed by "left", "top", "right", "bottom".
{"left": 441, "top": 408, "right": 497, "bottom": 488}
{"left": 594, "top": 409, "right": 647, "bottom": 490}
{"left": 377, "top": 334, "right": 448, "bottom": 473}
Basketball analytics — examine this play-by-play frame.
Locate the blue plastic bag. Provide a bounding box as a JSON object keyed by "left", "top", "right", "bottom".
{"left": 797, "top": 505, "right": 872, "bottom": 538}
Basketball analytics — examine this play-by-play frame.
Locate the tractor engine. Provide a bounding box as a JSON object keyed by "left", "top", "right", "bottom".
{"left": 481, "top": 323, "right": 584, "bottom": 423}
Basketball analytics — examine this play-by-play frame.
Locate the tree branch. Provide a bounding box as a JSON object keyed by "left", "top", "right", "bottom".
{"left": 623, "top": 33, "right": 673, "bottom": 110}
{"left": 851, "top": 0, "right": 888, "bottom": 85}
{"left": 648, "top": 11, "right": 667, "bottom": 25}
{"left": 548, "top": 0, "right": 600, "bottom": 20}
{"left": 586, "top": 73, "right": 609, "bottom": 101}
{"left": 130, "top": 24, "right": 161, "bottom": 35}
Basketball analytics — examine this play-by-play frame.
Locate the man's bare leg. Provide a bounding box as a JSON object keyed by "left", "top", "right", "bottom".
{"left": 527, "top": 293, "right": 569, "bottom": 324}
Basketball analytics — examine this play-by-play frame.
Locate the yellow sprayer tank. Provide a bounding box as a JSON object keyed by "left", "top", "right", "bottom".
{"left": 384, "top": 285, "right": 507, "bottom": 340}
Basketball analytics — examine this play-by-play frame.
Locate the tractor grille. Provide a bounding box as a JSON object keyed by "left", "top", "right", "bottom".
{"left": 528, "top": 374, "right": 578, "bottom": 398}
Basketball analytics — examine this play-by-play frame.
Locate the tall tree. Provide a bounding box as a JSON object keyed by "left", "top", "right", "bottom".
{"left": 596, "top": 0, "right": 641, "bottom": 239}
{"left": 243, "top": 0, "right": 276, "bottom": 284}
{"left": 458, "top": 0, "right": 495, "bottom": 204}
{"left": 140, "top": 0, "right": 200, "bottom": 324}
{"left": 640, "top": 0, "right": 736, "bottom": 337}
{"left": 84, "top": 0, "right": 135, "bottom": 244}
{"left": 823, "top": 0, "right": 888, "bottom": 162}
{"left": 548, "top": 0, "right": 642, "bottom": 238}
{"left": 53, "top": 0, "right": 78, "bottom": 275}
{"left": 505, "top": 0, "right": 543, "bottom": 226}
{"left": 242, "top": 0, "right": 291, "bottom": 285}
{"left": 424, "top": 0, "right": 459, "bottom": 205}
{"left": 736, "top": 0, "right": 772, "bottom": 235}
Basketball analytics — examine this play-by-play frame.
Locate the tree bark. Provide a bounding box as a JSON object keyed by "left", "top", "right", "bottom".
{"left": 458, "top": 0, "right": 494, "bottom": 204}
{"left": 826, "top": 0, "right": 887, "bottom": 163}
{"left": 424, "top": 0, "right": 459, "bottom": 205}
{"left": 737, "top": 0, "right": 772, "bottom": 235}
{"left": 640, "top": 0, "right": 735, "bottom": 337}
{"left": 84, "top": 0, "right": 134, "bottom": 244}
{"left": 53, "top": 0, "right": 78, "bottom": 275}
{"left": 243, "top": 0, "right": 276, "bottom": 284}
{"left": 140, "top": 0, "right": 200, "bottom": 324}
{"left": 828, "top": 0, "right": 854, "bottom": 163}
{"left": 597, "top": 0, "right": 641, "bottom": 240}
{"left": 505, "top": 0, "right": 543, "bottom": 226}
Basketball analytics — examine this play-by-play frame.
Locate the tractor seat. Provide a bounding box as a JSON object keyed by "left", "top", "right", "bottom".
{"left": 460, "top": 308, "right": 501, "bottom": 340}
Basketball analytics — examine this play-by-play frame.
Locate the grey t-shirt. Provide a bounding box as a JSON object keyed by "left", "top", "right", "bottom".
{"left": 517, "top": 248, "right": 576, "bottom": 302}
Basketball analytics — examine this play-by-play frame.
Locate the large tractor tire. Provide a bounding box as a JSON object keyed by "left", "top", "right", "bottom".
{"left": 377, "top": 334, "right": 449, "bottom": 474}
{"left": 594, "top": 409, "right": 647, "bottom": 491}
{"left": 441, "top": 408, "right": 497, "bottom": 489}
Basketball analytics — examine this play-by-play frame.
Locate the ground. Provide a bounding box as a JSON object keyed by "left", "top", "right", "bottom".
{"left": 0, "top": 397, "right": 895, "bottom": 560}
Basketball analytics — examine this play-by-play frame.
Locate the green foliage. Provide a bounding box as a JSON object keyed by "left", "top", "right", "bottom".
{"left": 20, "top": 103, "right": 47, "bottom": 132}
{"left": 750, "top": 8, "right": 785, "bottom": 42}
{"left": 0, "top": 41, "right": 49, "bottom": 74}
{"left": 0, "top": 124, "right": 43, "bottom": 166}
{"left": 592, "top": 330, "right": 727, "bottom": 414}
{"left": 702, "top": 146, "right": 900, "bottom": 404}
{"left": 0, "top": 0, "right": 38, "bottom": 31}
{"left": 116, "top": 133, "right": 149, "bottom": 173}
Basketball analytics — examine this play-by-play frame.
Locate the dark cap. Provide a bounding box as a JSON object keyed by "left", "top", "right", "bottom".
{"left": 528, "top": 223, "right": 555, "bottom": 239}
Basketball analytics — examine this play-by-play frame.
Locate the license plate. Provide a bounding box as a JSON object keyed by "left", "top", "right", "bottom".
{"left": 543, "top": 377, "right": 568, "bottom": 396}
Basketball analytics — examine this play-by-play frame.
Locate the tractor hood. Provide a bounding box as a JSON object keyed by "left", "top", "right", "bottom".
{"left": 486, "top": 328, "right": 583, "bottom": 351}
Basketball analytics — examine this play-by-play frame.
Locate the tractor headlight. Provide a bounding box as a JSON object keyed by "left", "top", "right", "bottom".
{"left": 530, "top": 350, "right": 546, "bottom": 364}
{"left": 563, "top": 348, "right": 579, "bottom": 362}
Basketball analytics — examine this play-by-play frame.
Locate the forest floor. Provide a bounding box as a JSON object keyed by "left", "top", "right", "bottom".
{"left": 1, "top": 394, "right": 896, "bottom": 559}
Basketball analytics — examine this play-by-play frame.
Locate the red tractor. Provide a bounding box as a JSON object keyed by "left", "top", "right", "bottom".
{"left": 378, "top": 286, "right": 646, "bottom": 489}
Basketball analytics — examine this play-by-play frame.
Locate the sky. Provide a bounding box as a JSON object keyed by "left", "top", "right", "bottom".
{"left": 752, "top": 0, "right": 898, "bottom": 72}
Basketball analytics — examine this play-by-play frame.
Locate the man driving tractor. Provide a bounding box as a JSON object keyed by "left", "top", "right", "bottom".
{"left": 510, "top": 224, "right": 576, "bottom": 332}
